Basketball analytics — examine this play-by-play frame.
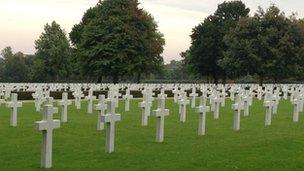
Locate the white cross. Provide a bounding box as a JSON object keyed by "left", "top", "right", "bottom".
{"left": 230, "top": 88, "right": 235, "bottom": 101}
{"left": 122, "top": 88, "right": 133, "bottom": 111}
{"left": 199, "top": 92, "right": 208, "bottom": 107}
{"left": 152, "top": 95, "right": 169, "bottom": 143}
{"left": 158, "top": 88, "right": 167, "bottom": 99}
{"left": 242, "top": 95, "right": 250, "bottom": 117}
{"left": 196, "top": 105, "right": 210, "bottom": 136}
{"left": 6, "top": 93, "right": 22, "bottom": 127}
{"left": 272, "top": 93, "right": 280, "bottom": 114}
{"left": 101, "top": 99, "right": 121, "bottom": 153}
{"left": 73, "top": 91, "right": 84, "bottom": 109}
{"left": 213, "top": 96, "right": 222, "bottom": 119}
{"left": 292, "top": 98, "right": 300, "bottom": 122}
{"left": 189, "top": 87, "right": 198, "bottom": 108}
{"left": 108, "top": 88, "right": 121, "bottom": 108}
{"left": 35, "top": 105, "right": 60, "bottom": 168}
{"left": 85, "top": 89, "right": 96, "bottom": 114}
{"left": 264, "top": 100, "right": 274, "bottom": 126}
{"left": 32, "top": 90, "right": 44, "bottom": 112}
{"left": 58, "top": 93, "right": 72, "bottom": 123}
{"left": 178, "top": 92, "right": 189, "bottom": 122}
{"left": 172, "top": 87, "right": 179, "bottom": 103}
{"left": 220, "top": 87, "right": 226, "bottom": 107}
{"left": 139, "top": 93, "right": 152, "bottom": 126}
{"left": 95, "top": 95, "right": 107, "bottom": 130}
{"left": 232, "top": 102, "right": 244, "bottom": 131}
{"left": 257, "top": 86, "right": 263, "bottom": 100}
{"left": 282, "top": 86, "right": 288, "bottom": 100}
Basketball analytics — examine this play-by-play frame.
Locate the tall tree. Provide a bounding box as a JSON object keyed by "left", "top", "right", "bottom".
{"left": 220, "top": 5, "right": 304, "bottom": 84}
{"left": 2, "top": 51, "right": 29, "bottom": 82}
{"left": 1, "top": 46, "right": 13, "bottom": 60}
{"left": 184, "top": 1, "right": 250, "bottom": 84}
{"left": 33, "top": 21, "right": 71, "bottom": 82}
{"left": 70, "top": 0, "right": 165, "bottom": 83}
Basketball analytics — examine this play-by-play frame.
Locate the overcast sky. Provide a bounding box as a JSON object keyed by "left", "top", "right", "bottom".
{"left": 0, "top": 0, "right": 303, "bottom": 63}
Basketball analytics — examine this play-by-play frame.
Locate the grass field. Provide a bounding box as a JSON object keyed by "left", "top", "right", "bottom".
{"left": 0, "top": 98, "right": 304, "bottom": 170}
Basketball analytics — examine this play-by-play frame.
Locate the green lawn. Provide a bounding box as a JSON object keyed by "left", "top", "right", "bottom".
{"left": 1, "top": 98, "right": 304, "bottom": 170}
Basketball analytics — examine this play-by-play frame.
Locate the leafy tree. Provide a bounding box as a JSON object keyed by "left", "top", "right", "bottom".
{"left": 1, "top": 46, "right": 13, "bottom": 60}
{"left": 155, "top": 60, "right": 189, "bottom": 81}
{"left": 70, "top": 0, "right": 165, "bottom": 83}
{"left": 185, "top": 1, "right": 249, "bottom": 84}
{"left": 2, "top": 51, "right": 29, "bottom": 82}
{"left": 33, "top": 21, "right": 71, "bottom": 82}
{"left": 220, "top": 5, "right": 304, "bottom": 84}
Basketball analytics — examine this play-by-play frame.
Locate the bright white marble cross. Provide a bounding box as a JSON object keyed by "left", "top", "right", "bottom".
{"left": 172, "top": 87, "right": 179, "bottom": 103}
{"left": 264, "top": 100, "right": 274, "bottom": 126}
{"left": 213, "top": 96, "right": 222, "bottom": 119}
{"left": 95, "top": 95, "right": 107, "bottom": 130}
{"left": 85, "top": 89, "right": 96, "bottom": 114}
{"left": 58, "top": 93, "right": 72, "bottom": 123}
{"left": 257, "top": 86, "right": 263, "bottom": 100}
{"left": 32, "top": 90, "right": 44, "bottom": 112}
{"left": 282, "top": 86, "right": 288, "bottom": 100}
{"left": 122, "top": 88, "right": 133, "bottom": 111}
{"left": 35, "top": 104, "right": 60, "bottom": 168}
{"left": 189, "top": 87, "right": 198, "bottom": 108}
{"left": 220, "top": 87, "right": 226, "bottom": 107}
{"left": 73, "top": 91, "right": 84, "bottom": 109}
{"left": 139, "top": 93, "right": 152, "bottom": 126}
{"left": 230, "top": 87, "right": 235, "bottom": 101}
{"left": 6, "top": 93, "right": 22, "bottom": 127}
{"left": 232, "top": 102, "right": 244, "bottom": 131}
{"left": 178, "top": 92, "right": 189, "bottom": 122}
{"left": 152, "top": 94, "right": 169, "bottom": 143}
{"left": 272, "top": 93, "right": 280, "bottom": 114}
{"left": 292, "top": 98, "right": 300, "bottom": 122}
{"left": 101, "top": 99, "right": 121, "bottom": 153}
{"left": 196, "top": 105, "right": 210, "bottom": 136}
{"left": 242, "top": 95, "right": 250, "bottom": 117}
{"left": 199, "top": 92, "right": 207, "bottom": 107}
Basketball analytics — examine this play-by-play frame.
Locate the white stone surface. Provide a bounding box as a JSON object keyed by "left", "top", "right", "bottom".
{"left": 95, "top": 95, "right": 107, "bottom": 130}
{"left": 85, "top": 89, "right": 96, "bottom": 114}
{"left": 196, "top": 105, "right": 210, "bottom": 136}
{"left": 152, "top": 94, "right": 169, "bottom": 143}
{"left": 58, "top": 93, "right": 72, "bottom": 123}
{"left": 6, "top": 93, "right": 22, "bottom": 127}
{"left": 178, "top": 92, "right": 189, "bottom": 122}
{"left": 122, "top": 88, "right": 133, "bottom": 112}
{"left": 35, "top": 104, "right": 60, "bottom": 169}
{"left": 100, "top": 99, "right": 121, "bottom": 153}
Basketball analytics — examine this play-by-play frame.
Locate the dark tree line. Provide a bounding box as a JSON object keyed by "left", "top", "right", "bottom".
{"left": 183, "top": 1, "right": 304, "bottom": 85}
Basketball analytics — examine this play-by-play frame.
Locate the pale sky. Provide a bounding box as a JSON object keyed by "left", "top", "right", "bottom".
{"left": 0, "top": 0, "right": 303, "bottom": 63}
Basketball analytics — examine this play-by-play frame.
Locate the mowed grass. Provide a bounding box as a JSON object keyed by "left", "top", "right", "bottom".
{"left": 1, "top": 98, "right": 304, "bottom": 170}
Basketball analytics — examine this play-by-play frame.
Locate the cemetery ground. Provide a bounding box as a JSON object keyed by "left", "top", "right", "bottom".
{"left": 1, "top": 98, "right": 304, "bottom": 170}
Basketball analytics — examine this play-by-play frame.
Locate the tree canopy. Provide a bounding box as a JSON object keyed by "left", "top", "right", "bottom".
{"left": 32, "top": 21, "right": 72, "bottom": 82}
{"left": 70, "top": 0, "right": 165, "bottom": 83}
{"left": 184, "top": 1, "right": 250, "bottom": 84}
{"left": 219, "top": 5, "right": 304, "bottom": 84}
